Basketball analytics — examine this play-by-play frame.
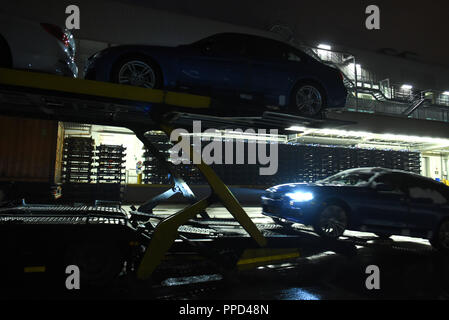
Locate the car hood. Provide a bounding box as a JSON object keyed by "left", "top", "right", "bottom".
{"left": 265, "top": 182, "right": 364, "bottom": 195}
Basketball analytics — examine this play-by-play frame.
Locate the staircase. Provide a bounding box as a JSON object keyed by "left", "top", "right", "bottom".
{"left": 269, "top": 24, "right": 447, "bottom": 122}
{"left": 402, "top": 97, "right": 429, "bottom": 116}
{"left": 297, "top": 43, "right": 394, "bottom": 103}
{"left": 371, "top": 90, "right": 388, "bottom": 102}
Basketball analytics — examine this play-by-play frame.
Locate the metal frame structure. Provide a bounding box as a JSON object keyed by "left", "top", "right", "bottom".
{"left": 0, "top": 67, "right": 360, "bottom": 279}
{"left": 4, "top": 67, "right": 439, "bottom": 285}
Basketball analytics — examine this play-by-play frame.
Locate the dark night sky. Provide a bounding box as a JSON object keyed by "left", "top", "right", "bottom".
{"left": 120, "top": 0, "right": 449, "bottom": 68}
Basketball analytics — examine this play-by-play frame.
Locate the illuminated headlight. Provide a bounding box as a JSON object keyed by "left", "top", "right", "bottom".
{"left": 285, "top": 191, "right": 314, "bottom": 202}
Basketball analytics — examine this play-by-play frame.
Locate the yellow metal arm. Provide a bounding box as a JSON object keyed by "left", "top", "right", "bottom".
{"left": 137, "top": 124, "right": 267, "bottom": 279}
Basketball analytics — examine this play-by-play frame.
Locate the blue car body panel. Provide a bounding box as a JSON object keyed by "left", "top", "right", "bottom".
{"left": 84, "top": 33, "right": 347, "bottom": 110}
{"left": 262, "top": 168, "right": 449, "bottom": 239}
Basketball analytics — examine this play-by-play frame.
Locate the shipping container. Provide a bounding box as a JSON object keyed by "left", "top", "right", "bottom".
{"left": 0, "top": 116, "right": 58, "bottom": 182}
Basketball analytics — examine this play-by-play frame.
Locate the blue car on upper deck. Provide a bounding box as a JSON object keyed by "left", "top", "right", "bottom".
{"left": 261, "top": 167, "right": 449, "bottom": 252}
{"left": 84, "top": 32, "right": 347, "bottom": 116}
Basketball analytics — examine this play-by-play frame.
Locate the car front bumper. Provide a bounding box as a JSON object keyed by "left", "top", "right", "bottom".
{"left": 261, "top": 195, "right": 318, "bottom": 225}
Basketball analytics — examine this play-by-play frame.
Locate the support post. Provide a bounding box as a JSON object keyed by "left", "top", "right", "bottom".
{"left": 132, "top": 128, "right": 209, "bottom": 219}
{"left": 136, "top": 124, "right": 267, "bottom": 279}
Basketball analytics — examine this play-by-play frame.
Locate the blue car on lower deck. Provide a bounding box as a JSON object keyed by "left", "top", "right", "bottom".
{"left": 84, "top": 32, "right": 347, "bottom": 116}
{"left": 262, "top": 167, "right": 449, "bottom": 252}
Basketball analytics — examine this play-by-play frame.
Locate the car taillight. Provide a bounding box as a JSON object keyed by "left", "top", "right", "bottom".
{"left": 40, "top": 23, "right": 69, "bottom": 47}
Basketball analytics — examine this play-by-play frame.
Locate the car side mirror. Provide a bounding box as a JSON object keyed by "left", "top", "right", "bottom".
{"left": 375, "top": 183, "right": 395, "bottom": 192}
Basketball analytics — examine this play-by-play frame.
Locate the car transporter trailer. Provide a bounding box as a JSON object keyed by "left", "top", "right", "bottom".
{"left": 0, "top": 67, "right": 437, "bottom": 295}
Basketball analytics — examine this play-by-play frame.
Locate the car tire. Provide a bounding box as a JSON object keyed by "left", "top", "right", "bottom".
{"left": 289, "top": 81, "right": 326, "bottom": 117}
{"left": 313, "top": 204, "right": 348, "bottom": 239}
{"left": 430, "top": 219, "right": 449, "bottom": 253}
{"left": 111, "top": 55, "right": 162, "bottom": 89}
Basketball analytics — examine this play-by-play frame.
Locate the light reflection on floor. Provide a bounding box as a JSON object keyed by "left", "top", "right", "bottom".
{"left": 278, "top": 288, "right": 321, "bottom": 300}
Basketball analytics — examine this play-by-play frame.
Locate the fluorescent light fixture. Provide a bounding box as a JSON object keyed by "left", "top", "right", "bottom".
{"left": 401, "top": 84, "right": 413, "bottom": 90}
{"left": 285, "top": 127, "right": 449, "bottom": 145}
{"left": 285, "top": 126, "right": 307, "bottom": 132}
{"left": 443, "top": 91, "right": 449, "bottom": 95}
{"left": 317, "top": 44, "right": 332, "bottom": 50}
{"left": 181, "top": 131, "right": 286, "bottom": 142}
{"left": 286, "top": 191, "right": 314, "bottom": 202}
{"left": 348, "top": 63, "right": 362, "bottom": 77}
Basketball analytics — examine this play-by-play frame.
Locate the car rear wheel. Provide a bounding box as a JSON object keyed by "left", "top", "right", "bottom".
{"left": 313, "top": 204, "right": 348, "bottom": 239}
{"left": 112, "top": 56, "right": 162, "bottom": 89}
{"left": 430, "top": 220, "right": 449, "bottom": 252}
{"left": 290, "top": 83, "right": 325, "bottom": 117}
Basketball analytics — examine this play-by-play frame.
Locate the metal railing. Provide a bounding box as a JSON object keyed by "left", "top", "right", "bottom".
{"left": 303, "top": 46, "right": 449, "bottom": 121}
{"left": 270, "top": 25, "right": 449, "bottom": 121}
{"left": 345, "top": 95, "right": 449, "bottom": 122}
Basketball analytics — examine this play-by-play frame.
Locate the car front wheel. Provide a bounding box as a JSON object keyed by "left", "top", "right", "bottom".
{"left": 313, "top": 204, "right": 348, "bottom": 239}
{"left": 290, "top": 83, "right": 325, "bottom": 117}
{"left": 112, "top": 56, "right": 162, "bottom": 89}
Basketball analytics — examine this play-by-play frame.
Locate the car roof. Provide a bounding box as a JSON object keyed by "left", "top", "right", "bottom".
{"left": 205, "top": 32, "right": 288, "bottom": 45}
{"left": 340, "top": 167, "right": 443, "bottom": 185}
{"left": 340, "top": 167, "right": 418, "bottom": 176}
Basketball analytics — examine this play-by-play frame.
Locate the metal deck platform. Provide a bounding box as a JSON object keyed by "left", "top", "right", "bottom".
{"left": 0, "top": 67, "right": 361, "bottom": 284}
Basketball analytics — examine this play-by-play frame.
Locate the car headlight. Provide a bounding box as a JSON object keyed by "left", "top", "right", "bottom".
{"left": 285, "top": 191, "right": 314, "bottom": 202}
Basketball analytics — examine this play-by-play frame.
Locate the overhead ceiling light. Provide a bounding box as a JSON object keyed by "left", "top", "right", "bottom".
{"left": 348, "top": 63, "right": 362, "bottom": 77}
{"left": 401, "top": 84, "right": 413, "bottom": 90}
{"left": 317, "top": 44, "right": 331, "bottom": 50}
{"left": 182, "top": 131, "right": 286, "bottom": 142}
{"left": 286, "top": 126, "right": 307, "bottom": 132}
{"left": 286, "top": 127, "right": 449, "bottom": 144}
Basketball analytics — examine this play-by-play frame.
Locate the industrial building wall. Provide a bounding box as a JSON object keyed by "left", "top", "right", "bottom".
{"left": 421, "top": 154, "right": 449, "bottom": 182}
{"left": 0, "top": 116, "right": 58, "bottom": 182}
{"left": 3, "top": 0, "right": 448, "bottom": 91}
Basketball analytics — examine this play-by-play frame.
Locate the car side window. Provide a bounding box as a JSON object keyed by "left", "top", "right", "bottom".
{"left": 406, "top": 177, "right": 448, "bottom": 205}
{"left": 246, "top": 38, "right": 286, "bottom": 60}
{"left": 436, "top": 184, "right": 449, "bottom": 203}
{"left": 196, "top": 34, "right": 246, "bottom": 56}
{"left": 372, "top": 173, "right": 406, "bottom": 194}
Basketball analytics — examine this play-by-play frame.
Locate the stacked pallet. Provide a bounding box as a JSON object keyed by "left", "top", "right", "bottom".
{"left": 62, "top": 137, "right": 95, "bottom": 183}
{"left": 139, "top": 139, "right": 422, "bottom": 186}
{"left": 142, "top": 133, "right": 172, "bottom": 185}
{"left": 141, "top": 132, "right": 203, "bottom": 185}
{"left": 96, "top": 144, "right": 126, "bottom": 184}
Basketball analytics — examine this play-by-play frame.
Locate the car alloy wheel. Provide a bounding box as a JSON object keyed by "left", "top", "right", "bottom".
{"left": 437, "top": 220, "right": 449, "bottom": 250}
{"left": 315, "top": 205, "right": 347, "bottom": 238}
{"left": 295, "top": 85, "right": 323, "bottom": 116}
{"left": 118, "top": 60, "right": 156, "bottom": 88}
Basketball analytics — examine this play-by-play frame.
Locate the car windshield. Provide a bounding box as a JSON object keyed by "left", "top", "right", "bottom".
{"left": 318, "top": 171, "right": 375, "bottom": 186}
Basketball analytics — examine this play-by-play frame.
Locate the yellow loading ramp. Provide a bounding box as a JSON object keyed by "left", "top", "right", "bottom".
{"left": 0, "top": 68, "right": 267, "bottom": 279}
